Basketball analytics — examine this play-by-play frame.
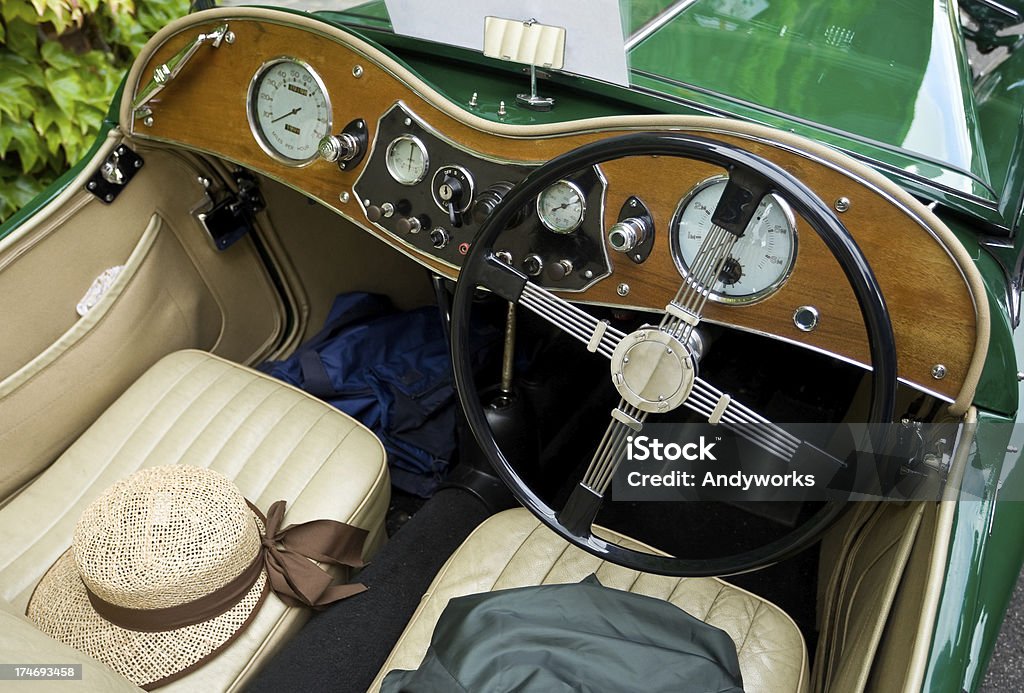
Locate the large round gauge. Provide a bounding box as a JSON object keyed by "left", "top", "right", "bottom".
{"left": 537, "top": 179, "right": 586, "bottom": 234}
{"left": 671, "top": 176, "right": 797, "bottom": 304}
{"left": 385, "top": 135, "right": 429, "bottom": 185}
{"left": 247, "top": 58, "right": 331, "bottom": 166}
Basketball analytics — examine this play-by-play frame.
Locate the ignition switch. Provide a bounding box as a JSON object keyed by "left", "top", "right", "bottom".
{"left": 431, "top": 165, "right": 474, "bottom": 229}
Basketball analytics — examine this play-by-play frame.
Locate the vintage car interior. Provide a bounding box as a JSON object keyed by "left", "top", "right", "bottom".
{"left": 0, "top": 4, "right": 999, "bottom": 692}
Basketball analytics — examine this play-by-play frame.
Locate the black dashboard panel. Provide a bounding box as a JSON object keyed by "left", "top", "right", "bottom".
{"left": 352, "top": 103, "right": 611, "bottom": 291}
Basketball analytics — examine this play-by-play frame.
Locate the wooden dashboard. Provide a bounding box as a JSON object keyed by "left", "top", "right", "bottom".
{"left": 122, "top": 9, "right": 986, "bottom": 407}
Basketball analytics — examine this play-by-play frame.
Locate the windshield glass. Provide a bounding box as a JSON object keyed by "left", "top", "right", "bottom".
{"left": 625, "top": 0, "right": 987, "bottom": 189}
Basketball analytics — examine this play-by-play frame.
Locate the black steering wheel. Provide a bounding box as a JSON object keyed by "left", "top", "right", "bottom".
{"left": 451, "top": 132, "right": 897, "bottom": 577}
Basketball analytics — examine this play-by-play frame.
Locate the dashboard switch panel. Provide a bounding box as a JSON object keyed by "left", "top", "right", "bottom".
{"left": 353, "top": 103, "right": 610, "bottom": 291}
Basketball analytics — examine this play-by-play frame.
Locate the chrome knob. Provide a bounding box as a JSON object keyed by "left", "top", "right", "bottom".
{"left": 396, "top": 216, "right": 422, "bottom": 234}
{"left": 608, "top": 217, "right": 648, "bottom": 253}
{"left": 430, "top": 228, "right": 450, "bottom": 249}
{"left": 318, "top": 133, "right": 360, "bottom": 163}
{"left": 522, "top": 254, "right": 543, "bottom": 276}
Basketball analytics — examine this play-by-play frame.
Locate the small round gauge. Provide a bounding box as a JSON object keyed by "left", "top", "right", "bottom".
{"left": 537, "top": 180, "right": 586, "bottom": 234}
{"left": 385, "top": 135, "right": 429, "bottom": 185}
{"left": 671, "top": 176, "right": 797, "bottom": 304}
{"left": 247, "top": 58, "right": 331, "bottom": 165}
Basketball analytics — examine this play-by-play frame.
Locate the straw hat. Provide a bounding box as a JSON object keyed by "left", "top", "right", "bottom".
{"left": 27, "top": 465, "right": 368, "bottom": 690}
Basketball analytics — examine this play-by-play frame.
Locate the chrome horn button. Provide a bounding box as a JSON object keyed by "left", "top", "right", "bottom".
{"left": 610, "top": 329, "right": 694, "bottom": 413}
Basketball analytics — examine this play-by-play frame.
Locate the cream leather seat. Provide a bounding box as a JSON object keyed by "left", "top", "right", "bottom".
{"left": 370, "top": 508, "right": 809, "bottom": 693}
{"left": 0, "top": 350, "right": 390, "bottom": 692}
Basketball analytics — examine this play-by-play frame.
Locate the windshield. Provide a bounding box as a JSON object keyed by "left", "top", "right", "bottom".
{"left": 624, "top": 0, "right": 987, "bottom": 191}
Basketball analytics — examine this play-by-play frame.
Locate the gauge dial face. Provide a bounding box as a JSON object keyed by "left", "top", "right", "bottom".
{"left": 385, "top": 135, "right": 429, "bottom": 185}
{"left": 537, "top": 180, "right": 586, "bottom": 234}
{"left": 248, "top": 59, "right": 331, "bottom": 165}
{"left": 672, "top": 177, "right": 797, "bottom": 304}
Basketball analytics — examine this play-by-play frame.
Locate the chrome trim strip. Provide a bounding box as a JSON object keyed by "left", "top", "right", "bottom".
{"left": 624, "top": 0, "right": 702, "bottom": 51}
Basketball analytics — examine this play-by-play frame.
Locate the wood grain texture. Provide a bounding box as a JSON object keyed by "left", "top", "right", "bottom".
{"left": 129, "top": 18, "right": 978, "bottom": 401}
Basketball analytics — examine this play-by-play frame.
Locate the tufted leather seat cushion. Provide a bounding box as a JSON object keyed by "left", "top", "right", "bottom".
{"left": 0, "top": 350, "right": 390, "bottom": 692}
{"left": 370, "top": 508, "right": 808, "bottom": 693}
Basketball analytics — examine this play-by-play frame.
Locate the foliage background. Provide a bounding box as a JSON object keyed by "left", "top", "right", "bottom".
{"left": 0, "top": 0, "right": 189, "bottom": 222}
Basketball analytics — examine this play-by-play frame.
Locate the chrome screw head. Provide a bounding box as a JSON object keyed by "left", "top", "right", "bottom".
{"left": 352, "top": 65, "right": 364, "bottom": 78}
{"left": 143, "top": 116, "right": 154, "bottom": 127}
{"left": 931, "top": 364, "right": 947, "bottom": 380}
{"left": 339, "top": 191, "right": 350, "bottom": 204}
{"left": 617, "top": 283, "right": 630, "bottom": 297}
{"left": 835, "top": 197, "right": 851, "bottom": 213}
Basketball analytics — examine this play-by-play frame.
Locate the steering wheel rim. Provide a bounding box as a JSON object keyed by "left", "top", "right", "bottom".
{"left": 451, "top": 131, "right": 897, "bottom": 577}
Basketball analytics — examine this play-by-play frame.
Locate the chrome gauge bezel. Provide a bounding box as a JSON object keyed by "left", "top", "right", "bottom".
{"left": 385, "top": 134, "right": 429, "bottom": 185}
{"left": 246, "top": 57, "right": 332, "bottom": 167}
{"left": 670, "top": 175, "right": 798, "bottom": 305}
{"left": 536, "top": 179, "right": 587, "bottom": 234}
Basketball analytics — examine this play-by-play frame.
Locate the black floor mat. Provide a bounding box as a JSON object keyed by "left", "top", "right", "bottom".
{"left": 245, "top": 487, "right": 491, "bottom": 693}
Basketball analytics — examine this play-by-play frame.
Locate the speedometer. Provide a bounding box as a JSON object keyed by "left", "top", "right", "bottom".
{"left": 671, "top": 176, "right": 797, "bottom": 304}
{"left": 247, "top": 58, "right": 331, "bottom": 166}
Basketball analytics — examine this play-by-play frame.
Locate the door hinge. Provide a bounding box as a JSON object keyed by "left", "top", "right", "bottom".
{"left": 85, "top": 145, "right": 145, "bottom": 204}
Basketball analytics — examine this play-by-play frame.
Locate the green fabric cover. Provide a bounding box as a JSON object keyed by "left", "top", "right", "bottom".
{"left": 381, "top": 575, "right": 744, "bottom": 692}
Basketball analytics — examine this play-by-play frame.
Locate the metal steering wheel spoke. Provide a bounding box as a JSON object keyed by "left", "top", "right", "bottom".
{"left": 685, "top": 377, "right": 802, "bottom": 461}
{"left": 475, "top": 253, "right": 627, "bottom": 359}
{"left": 559, "top": 401, "right": 647, "bottom": 537}
{"left": 660, "top": 221, "right": 737, "bottom": 341}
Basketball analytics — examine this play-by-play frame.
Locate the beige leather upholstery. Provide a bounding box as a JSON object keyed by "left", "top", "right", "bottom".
{"left": 0, "top": 350, "right": 389, "bottom": 692}
{"left": 0, "top": 599, "right": 141, "bottom": 691}
{"left": 370, "top": 508, "right": 808, "bottom": 693}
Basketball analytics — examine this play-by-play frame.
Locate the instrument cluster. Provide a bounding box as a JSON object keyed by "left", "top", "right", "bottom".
{"left": 351, "top": 103, "right": 612, "bottom": 291}
{"left": 245, "top": 62, "right": 800, "bottom": 303}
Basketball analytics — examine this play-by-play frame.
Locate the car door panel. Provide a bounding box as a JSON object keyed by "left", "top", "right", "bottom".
{"left": 0, "top": 133, "right": 287, "bottom": 498}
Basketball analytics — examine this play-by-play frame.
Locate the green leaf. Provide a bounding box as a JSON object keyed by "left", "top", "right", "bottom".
{"left": 32, "top": 101, "right": 63, "bottom": 137}
{"left": 2, "top": 2, "right": 39, "bottom": 26}
{"left": 4, "top": 19, "right": 39, "bottom": 60}
{"left": 40, "top": 40, "right": 81, "bottom": 71}
{"left": 6, "top": 119, "right": 43, "bottom": 172}
{"left": 0, "top": 72, "right": 35, "bottom": 120}
{"left": 43, "top": 66, "right": 84, "bottom": 117}
{"left": 0, "top": 172, "right": 48, "bottom": 221}
{"left": 0, "top": 53, "right": 45, "bottom": 84}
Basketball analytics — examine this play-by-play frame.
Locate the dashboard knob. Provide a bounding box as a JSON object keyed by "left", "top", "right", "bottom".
{"left": 471, "top": 181, "right": 515, "bottom": 225}
{"left": 366, "top": 205, "right": 383, "bottom": 222}
{"left": 548, "top": 259, "right": 573, "bottom": 281}
{"left": 522, "top": 254, "right": 543, "bottom": 277}
{"left": 397, "top": 216, "right": 422, "bottom": 234}
{"left": 318, "top": 133, "right": 361, "bottom": 163}
{"left": 608, "top": 217, "right": 649, "bottom": 253}
{"left": 430, "top": 228, "right": 450, "bottom": 249}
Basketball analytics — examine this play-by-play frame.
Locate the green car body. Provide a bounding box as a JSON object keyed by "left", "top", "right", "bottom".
{"left": 3, "top": 2, "right": 1024, "bottom": 689}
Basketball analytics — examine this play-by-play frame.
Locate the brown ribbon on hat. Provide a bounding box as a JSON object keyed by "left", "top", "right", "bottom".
{"left": 84, "top": 500, "right": 368, "bottom": 632}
